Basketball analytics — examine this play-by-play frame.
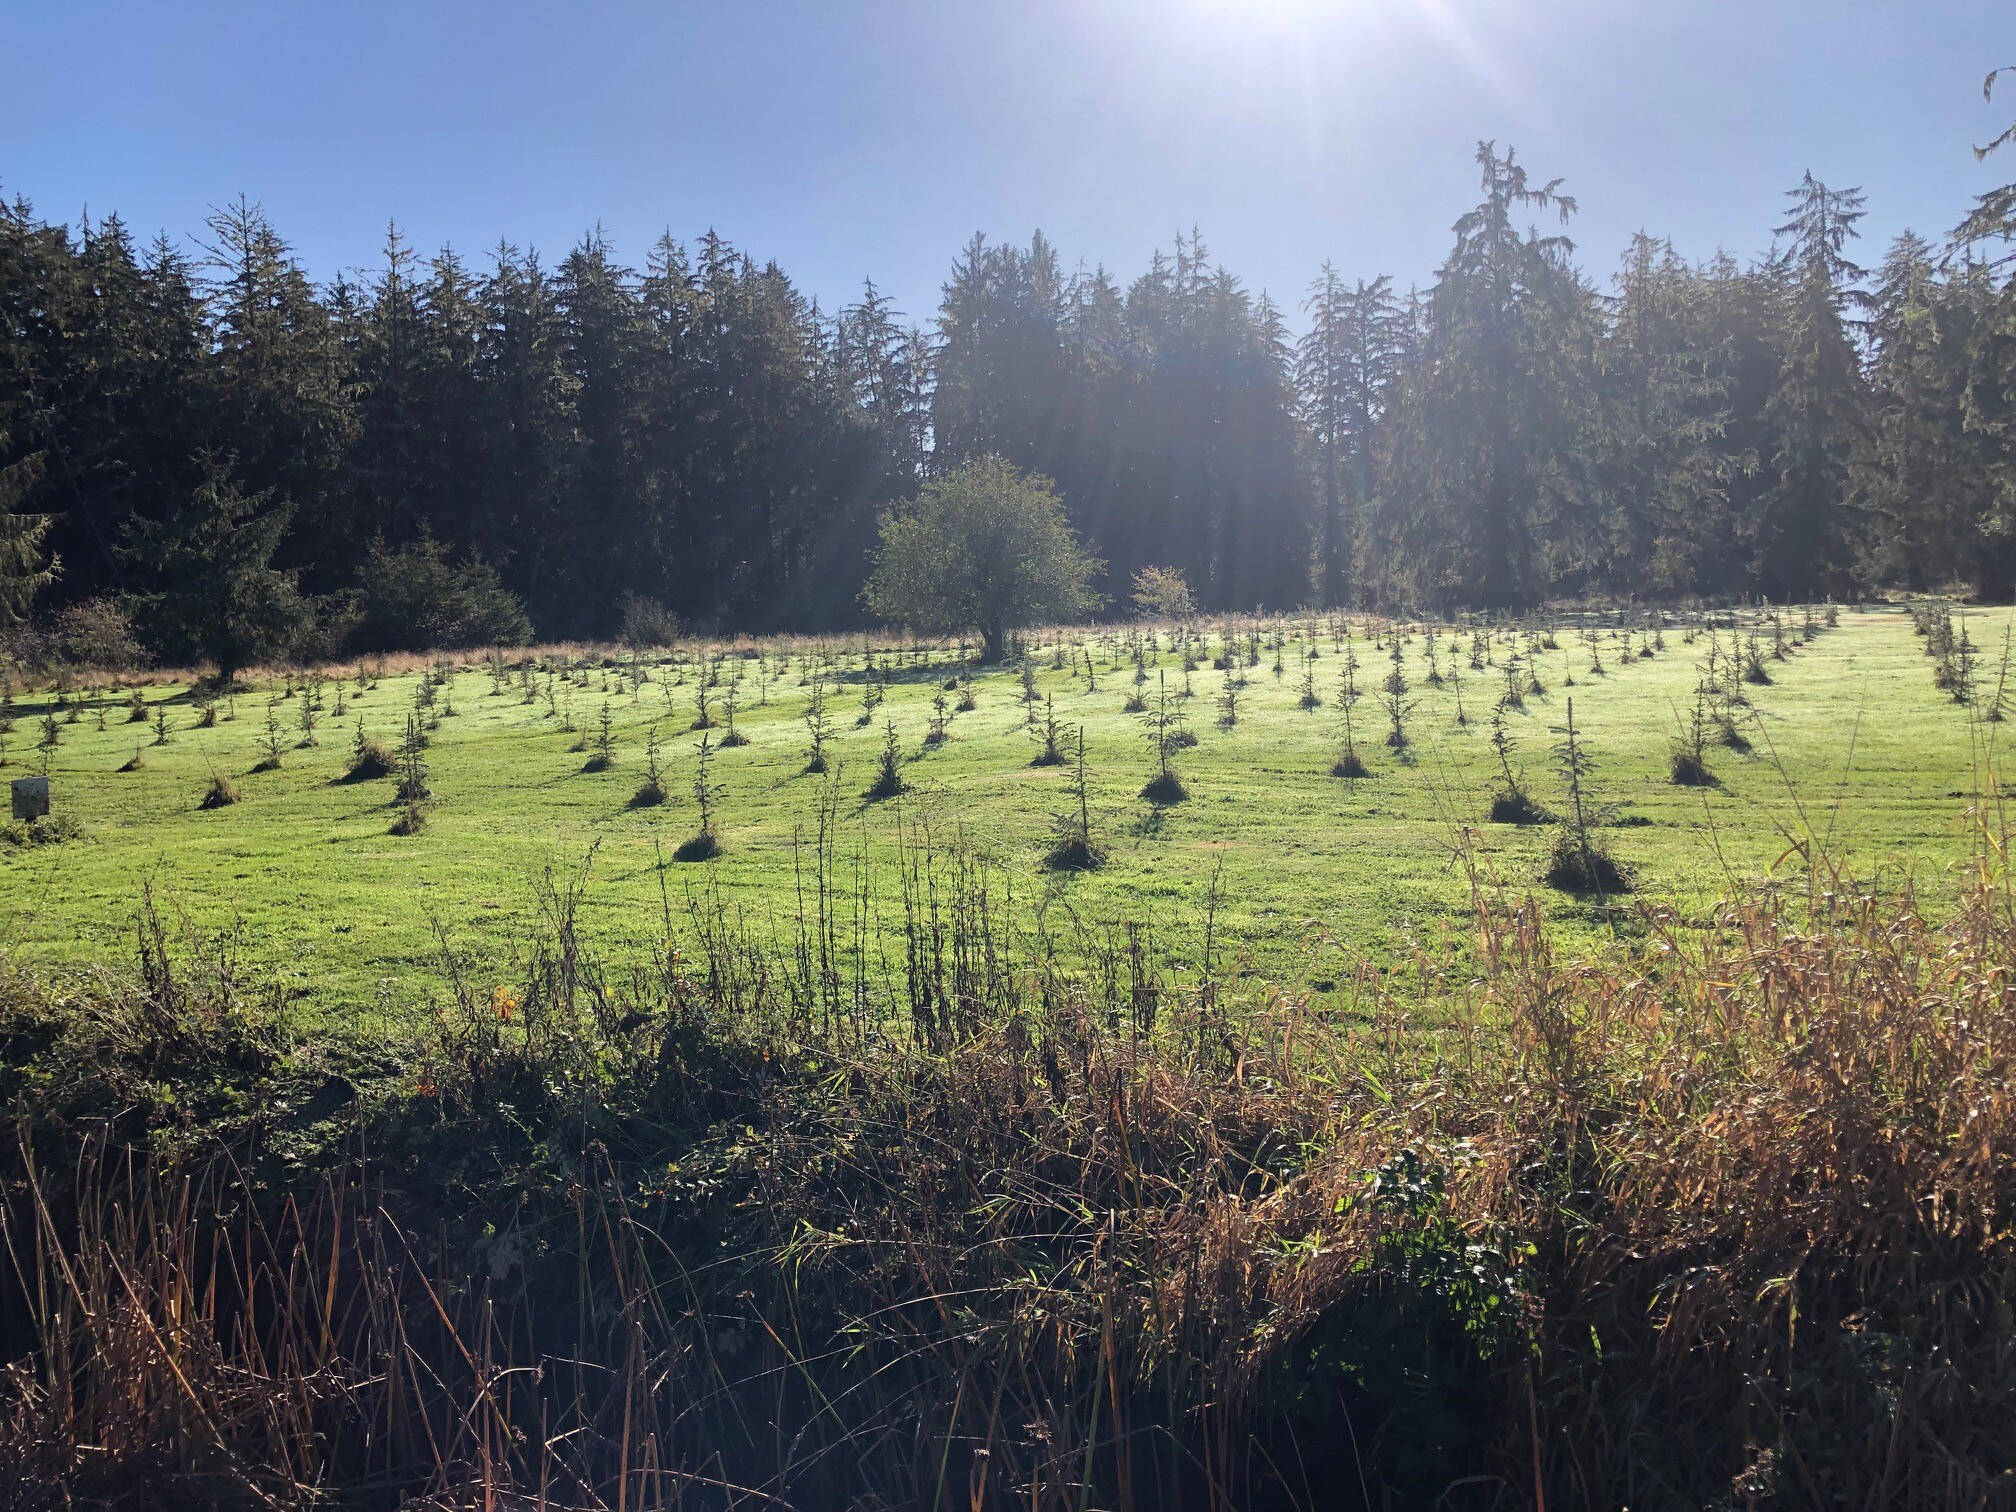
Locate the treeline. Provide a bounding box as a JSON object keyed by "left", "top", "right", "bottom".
{"left": 4, "top": 140, "right": 2016, "bottom": 659}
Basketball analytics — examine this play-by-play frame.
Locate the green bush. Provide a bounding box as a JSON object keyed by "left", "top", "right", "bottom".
{"left": 350, "top": 536, "right": 532, "bottom": 653}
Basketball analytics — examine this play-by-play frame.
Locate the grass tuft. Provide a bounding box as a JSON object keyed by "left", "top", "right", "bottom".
{"left": 1488, "top": 789, "right": 1551, "bottom": 824}
{"left": 673, "top": 829, "right": 722, "bottom": 862}
{"left": 1542, "top": 828, "right": 1632, "bottom": 893}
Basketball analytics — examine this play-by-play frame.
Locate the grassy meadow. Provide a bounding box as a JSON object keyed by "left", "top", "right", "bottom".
{"left": 8, "top": 601, "right": 2016, "bottom": 1510}
{"left": 3, "top": 603, "right": 2006, "bottom": 1019}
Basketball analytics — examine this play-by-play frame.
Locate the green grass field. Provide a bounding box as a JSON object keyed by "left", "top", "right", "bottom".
{"left": 3, "top": 605, "right": 2007, "bottom": 1020}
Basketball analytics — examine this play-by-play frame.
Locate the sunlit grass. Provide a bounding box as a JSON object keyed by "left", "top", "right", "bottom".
{"left": 2, "top": 605, "right": 2005, "bottom": 1018}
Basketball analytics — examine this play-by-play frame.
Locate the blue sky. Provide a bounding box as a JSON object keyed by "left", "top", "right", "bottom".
{"left": 4, "top": 1, "right": 2011, "bottom": 327}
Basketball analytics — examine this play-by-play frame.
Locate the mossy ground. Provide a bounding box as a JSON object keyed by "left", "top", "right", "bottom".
{"left": 2, "top": 607, "right": 2006, "bottom": 1022}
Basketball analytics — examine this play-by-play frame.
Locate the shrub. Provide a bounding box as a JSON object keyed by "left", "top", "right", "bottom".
{"left": 351, "top": 536, "right": 532, "bottom": 652}
{"left": 1129, "top": 564, "right": 1196, "bottom": 619}
{"left": 0, "top": 812, "right": 83, "bottom": 847}
{"left": 863, "top": 456, "right": 1103, "bottom": 663}
{"left": 618, "top": 593, "right": 681, "bottom": 649}
{"left": 199, "top": 774, "right": 240, "bottom": 809}
{"left": 1488, "top": 789, "right": 1551, "bottom": 825}
{"left": 54, "top": 598, "right": 143, "bottom": 668}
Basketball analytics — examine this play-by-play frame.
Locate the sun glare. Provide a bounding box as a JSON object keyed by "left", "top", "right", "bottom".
{"left": 1176, "top": 0, "right": 1343, "bottom": 39}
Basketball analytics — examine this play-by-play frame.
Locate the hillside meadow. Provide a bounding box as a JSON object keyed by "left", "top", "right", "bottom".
{"left": 6, "top": 602, "right": 2016, "bottom": 1510}
{"left": 3, "top": 603, "right": 2006, "bottom": 1021}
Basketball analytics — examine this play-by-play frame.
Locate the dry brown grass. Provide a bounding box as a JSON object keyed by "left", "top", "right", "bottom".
{"left": 1, "top": 838, "right": 2013, "bottom": 1509}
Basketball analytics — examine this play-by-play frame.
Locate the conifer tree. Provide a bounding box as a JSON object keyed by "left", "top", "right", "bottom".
{"left": 0, "top": 452, "right": 55, "bottom": 624}
{"left": 125, "top": 454, "right": 308, "bottom": 684}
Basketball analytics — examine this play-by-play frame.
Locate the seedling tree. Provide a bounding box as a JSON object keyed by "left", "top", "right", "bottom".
{"left": 720, "top": 680, "right": 750, "bottom": 746}
{"left": 1044, "top": 726, "right": 1104, "bottom": 871}
{"left": 396, "top": 715, "right": 431, "bottom": 802}
{"left": 1742, "top": 630, "right": 1772, "bottom": 686}
{"left": 1544, "top": 698, "right": 1629, "bottom": 894}
{"left": 691, "top": 653, "right": 715, "bottom": 729}
{"left": 1669, "top": 687, "right": 1715, "bottom": 786}
{"left": 1987, "top": 624, "right": 2013, "bottom": 723}
{"left": 632, "top": 723, "right": 667, "bottom": 806}
{"left": 1948, "top": 619, "right": 1980, "bottom": 706}
{"left": 1381, "top": 655, "right": 1414, "bottom": 750}
{"left": 1332, "top": 642, "right": 1369, "bottom": 777}
{"left": 802, "top": 675, "right": 833, "bottom": 773}
{"left": 676, "top": 733, "right": 723, "bottom": 860}
{"left": 1486, "top": 706, "right": 1547, "bottom": 824}
{"left": 390, "top": 715, "right": 430, "bottom": 834}
{"left": 346, "top": 718, "right": 393, "bottom": 780}
{"left": 866, "top": 719, "right": 908, "bottom": 799}
{"left": 585, "top": 701, "right": 617, "bottom": 770}
{"left": 1030, "top": 695, "right": 1066, "bottom": 766}
{"left": 1138, "top": 672, "right": 1188, "bottom": 804}
{"left": 254, "top": 703, "right": 284, "bottom": 770}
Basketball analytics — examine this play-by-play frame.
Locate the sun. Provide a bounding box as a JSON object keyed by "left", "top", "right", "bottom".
{"left": 1177, "top": 0, "right": 1342, "bottom": 30}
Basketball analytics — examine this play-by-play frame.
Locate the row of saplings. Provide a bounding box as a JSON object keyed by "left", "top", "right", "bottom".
{"left": 0, "top": 663, "right": 428, "bottom": 841}
{"left": 7, "top": 606, "right": 1818, "bottom": 874}
{"left": 68, "top": 665, "right": 446, "bottom": 836}
{"left": 1037, "top": 611, "right": 1826, "bottom": 896}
